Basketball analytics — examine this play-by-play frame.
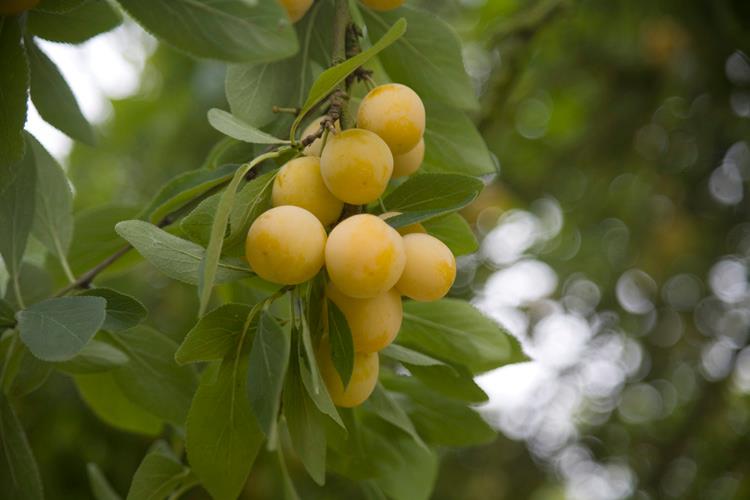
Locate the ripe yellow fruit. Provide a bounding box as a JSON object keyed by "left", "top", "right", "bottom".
{"left": 378, "top": 211, "right": 427, "bottom": 236}
{"left": 272, "top": 157, "right": 343, "bottom": 226}
{"left": 301, "top": 117, "right": 340, "bottom": 157}
{"left": 327, "top": 282, "right": 402, "bottom": 353}
{"left": 325, "top": 214, "right": 406, "bottom": 298}
{"left": 245, "top": 205, "right": 326, "bottom": 285}
{"left": 357, "top": 83, "right": 425, "bottom": 155}
{"left": 320, "top": 129, "right": 393, "bottom": 204}
{"left": 360, "top": 0, "right": 404, "bottom": 11}
{"left": 396, "top": 233, "right": 456, "bottom": 301}
{"left": 318, "top": 337, "right": 379, "bottom": 407}
{"left": 277, "top": 0, "right": 313, "bottom": 23}
{"left": 392, "top": 138, "right": 425, "bottom": 178}
{"left": 0, "top": 0, "right": 38, "bottom": 14}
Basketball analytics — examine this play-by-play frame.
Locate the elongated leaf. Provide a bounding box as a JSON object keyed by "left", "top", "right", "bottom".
{"left": 57, "top": 339, "right": 129, "bottom": 374}
{"left": 181, "top": 170, "right": 276, "bottom": 253}
{"left": 383, "top": 173, "right": 483, "bottom": 213}
{"left": 327, "top": 301, "right": 354, "bottom": 388}
{"left": 0, "top": 16, "right": 29, "bottom": 163}
{"left": 79, "top": 288, "right": 147, "bottom": 332}
{"left": 422, "top": 213, "right": 478, "bottom": 256}
{"left": 208, "top": 108, "right": 289, "bottom": 144}
{"left": 17, "top": 296, "right": 106, "bottom": 362}
{"left": 226, "top": 60, "right": 297, "bottom": 128}
{"left": 198, "top": 151, "right": 280, "bottom": 315}
{"left": 0, "top": 139, "right": 36, "bottom": 284}
{"left": 284, "top": 356, "right": 326, "bottom": 485}
{"left": 291, "top": 17, "right": 407, "bottom": 138}
{"left": 382, "top": 375, "right": 496, "bottom": 447}
{"left": 187, "top": 357, "right": 263, "bottom": 500}
{"left": 365, "top": 384, "right": 425, "bottom": 449}
{"left": 87, "top": 463, "right": 122, "bottom": 500}
{"left": 248, "top": 310, "right": 290, "bottom": 445}
{"left": 175, "top": 303, "right": 254, "bottom": 365}
{"left": 0, "top": 298, "right": 15, "bottom": 328}
{"left": 126, "top": 450, "right": 191, "bottom": 500}
{"left": 116, "top": 0, "right": 297, "bottom": 62}
{"left": 28, "top": 136, "right": 75, "bottom": 267}
{"left": 26, "top": 38, "right": 93, "bottom": 144}
{"left": 380, "top": 344, "right": 450, "bottom": 369}
{"left": 422, "top": 103, "right": 496, "bottom": 176}
{"left": 108, "top": 326, "right": 197, "bottom": 426}
{"left": 399, "top": 299, "right": 523, "bottom": 374}
{"left": 34, "top": 0, "right": 89, "bottom": 13}
{"left": 115, "top": 220, "right": 252, "bottom": 285}
{"left": 0, "top": 393, "right": 44, "bottom": 500}
{"left": 407, "top": 363, "right": 488, "bottom": 403}
{"left": 362, "top": 6, "right": 478, "bottom": 111}
{"left": 0, "top": 340, "right": 51, "bottom": 398}
{"left": 139, "top": 164, "right": 236, "bottom": 224}
{"left": 75, "top": 371, "right": 162, "bottom": 436}
{"left": 28, "top": 0, "right": 122, "bottom": 43}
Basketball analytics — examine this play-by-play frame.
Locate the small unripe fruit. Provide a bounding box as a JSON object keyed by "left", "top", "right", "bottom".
{"left": 392, "top": 138, "right": 424, "bottom": 178}
{"left": 272, "top": 156, "right": 343, "bottom": 226}
{"left": 327, "top": 282, "right": 402, "bottom": 353}
{"left": 277, "top": 0, "right": 313, "bottom": 23}
{"left": 378, "top": 211, "right": 427, "bottom": 236}
{"left": 301, "top": 117, "right": 340, "bottom": 157}
{"left": 318, "top": 337, "right": 379, "bottom": 407}
{"left": 396, "top": 233, "right": 456, "bottom": 301}
{"left": 245, "top": 206, "right": 326, "bottom": 285}
{"left": 0, "top": 0, "right": 38, "bottom": 14}
{"left": 326, "top": 214, "right": 406, "bottom": 298}
{"left": 357, "top": 83, "right": 425, "bottom": 155}
{"left": 360, "top": 0, "right": 404, "bottom": 11}
{"left": 320, "top": 129, "right": 393, "bottom": 204}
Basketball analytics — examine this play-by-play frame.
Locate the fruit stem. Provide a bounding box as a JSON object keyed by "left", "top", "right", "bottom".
{"left": 331, "top": 0, "right": 354, "bottom": 129}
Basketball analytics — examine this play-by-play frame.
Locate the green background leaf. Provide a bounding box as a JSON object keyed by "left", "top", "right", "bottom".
{"left": 0, "top": 393, "right": 44, "bottom": 500}
{"left": 78, "top": 288, "right": 147, "bottom": 332}
{"left": 28, "top": 0, "right": 122, "bottom": 44}
{"left": 0, "top": 16, "right": 29, "bottom": 163}
{"left": 208, "top": 108, "right": 289, "bottom": 144}
{"left": 422, "top": 214, "right": 478, "bottom": 256}
{"left": 175, "top": 303, "right": 253, "bottom": 365}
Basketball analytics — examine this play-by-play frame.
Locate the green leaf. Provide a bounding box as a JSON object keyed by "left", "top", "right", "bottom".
{"left": 108, "top": 325, "right": 197, "bottom": 426}
{"left": 248, "top": 310, "right": 290, "bottom": 446}
{"left": 208, "top": 109, "right": 289, "bottom": 144}
{"left": 57, "top": 339, "right": 129, "bottom": 374}
{"left": 0, "top": 339, "right": 51, "bottom": 398}
{"left": 399, "top": 299, "right": 523, "bottom": 374}
{"left": 0, "top": 299, "right": 15, "bottom": 328}
{"left": 28, "top": 0, "right": 122, "bottom": 44}
{"left": 74, "top": 371, "right": 162, "bottom": 436}
{"left": 17, "top": 296, "right": 106, "bottom": 362}
{"left": 181, "top": 170, "right": 276, "bottom": 253}
{"left": 175, "top": 303, "right": 255, "bottom": 365}
{"left": 115, "top": 220, "right": 252, "bottom": 286}
{"left": 139, "top": 164, "right": 236, "bottom": 224}
{"left": 3, "top": 263, "right": 51, "bottom": 310}
{"left": 383, "top": 374, "right": 496, "bottom": 446}
{"left": 28, "top": 135, "right": 75, "bottom": 268}
{"left": 407, "top": 363, "right": 488, "bottom": 403}
{"left": 422, "top": 103, "right": 496, "bottom": 176}
{"left": 26, "top": 38, "right": 93, "bottom": 144}
{"left": 116, "top": 0, "right": 297, "bottom": 63}
{"left": 362, "top": 6, "right": 478, "bottom": 111}
{"left": 0, "top": 16, "right": 29, "bottom": 163}
{"left": 87, "top": 463, "right": 122, "bottom": 500}
{"left": 380, "top": 344, "right": 450, "bottom": 369}
{"left": 365, "top": 384, "right": 425, "bottom": 449}
{"left": 198, "top": 151, "right": 280, "bottom": 315}
{"left": 126, "top": 449, "right": 191, "bottom": 500}
{"left": 283, "top": 355, "right": 326, "bottom": 485}
{"left": 0, "top": 138, "right": 36, "bottom": 284}
{"left": 226, "top": 60, "right": 298, "bottom": 128}
{"left": 0, "top": 393, "right": 44, "bottom": 500}
{"left": 422, "top": 213, "right": 478, "bottom": 256}
{"left": 33, "top": 0, "right": 89, "bottom": 14}
{"left": 327, "top": 301, "right": 354, "bottom": 388}
{"left": 382, "top": 173, "right": 482, "bottom": 227}
{"left": 291, "top": 17, "right": 407, "bottom": 139}
{"left": 79, "top": 288, "right": 147, "bottom": 332}
{"left": 69, "top": 205, "right": 138, "bottom": 275}
{"left": 187, "top": 357, "right": 263, "bottom": 500}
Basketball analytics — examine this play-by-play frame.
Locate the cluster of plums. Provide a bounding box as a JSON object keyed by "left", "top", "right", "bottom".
{"left": 245, "top": 83, "right": 456, "bottom": 407}
{"left": 279, "top": 0, "right": 404, "bottom": 23}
